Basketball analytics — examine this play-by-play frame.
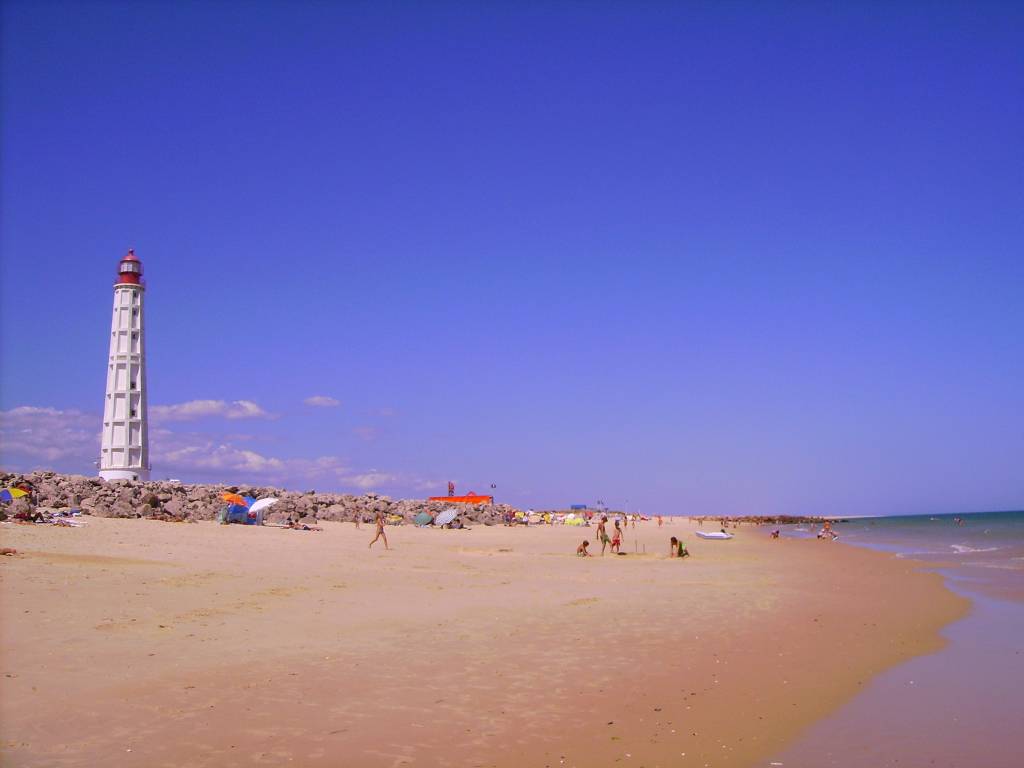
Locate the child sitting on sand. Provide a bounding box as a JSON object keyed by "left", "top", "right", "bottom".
{"left": 577, "top": 540, "right": 591, "bottom": 557}
{"left": 669, "top": 536, "right": 689, "bottom": 558}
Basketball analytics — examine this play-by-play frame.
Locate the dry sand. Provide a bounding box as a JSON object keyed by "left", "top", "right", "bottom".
{"left": 0, "top": 517, "right": 966, "bottom": 768}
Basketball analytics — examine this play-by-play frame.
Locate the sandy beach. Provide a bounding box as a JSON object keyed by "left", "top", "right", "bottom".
{"left": 0, "top": 518, "right": 967, "bottom": 768}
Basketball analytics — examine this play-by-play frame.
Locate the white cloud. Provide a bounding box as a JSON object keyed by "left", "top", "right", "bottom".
{"left": 151, "top": 430, "right": 351, "bottom": 484}
{"left": 0, "top": 406, "right": 98, "bottom": 465}
{"left": 157, "top": 442, "right": 286, "bottom": 474}
{"left": 153, "top": 435, "right": 397, "bottom": 491}
{"left": 1, "top": 404, "right": 402, "bottom": 494}
{"left": 304, "top": 395, "right": 340, "bottom": 408}
{"left": 151, "top": 399, "right": 273, "bottom": 422}
{"left": 343, "top": 471, "right": 396, "bottom": 490}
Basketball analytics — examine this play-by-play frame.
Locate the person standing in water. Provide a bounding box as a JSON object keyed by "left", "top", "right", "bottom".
{"left": 369, "top": 511, "right": 389, "bottom": 550}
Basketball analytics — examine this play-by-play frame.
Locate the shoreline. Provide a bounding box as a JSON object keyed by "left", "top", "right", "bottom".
{"left": 769, "top": 515, "right": 1024, "bottom": 767}
{"left": 1, "top": 516, "right": 968, "bottom": 767}
{"left": 773, "top": 581, "right": 1022, "bottom": 767}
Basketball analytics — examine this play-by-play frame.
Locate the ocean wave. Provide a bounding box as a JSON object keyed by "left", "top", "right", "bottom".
{"left": 895, "top": 551, "right": 946, "bottom": 558}
{"left": 966, "top": 561, "right": 1024, "bottom": 571}
{"left": 951, "top": 544, "right": 1002, "bottom": 554}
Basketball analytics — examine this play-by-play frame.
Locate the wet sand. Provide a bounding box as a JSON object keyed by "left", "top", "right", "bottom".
{"left": 771, "top": 588, "right": 1024, "bottom": 768}
{"left": 0, "top": 518, "right": 966, "bottom": 767}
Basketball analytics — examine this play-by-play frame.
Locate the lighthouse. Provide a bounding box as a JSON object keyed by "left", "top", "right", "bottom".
{"left": 98, "top": 249, "right": 150, "bottom": 481}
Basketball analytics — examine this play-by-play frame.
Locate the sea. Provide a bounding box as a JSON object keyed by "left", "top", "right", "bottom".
{"left": 767, "top": 510, "right": 1024, "bottom": 767}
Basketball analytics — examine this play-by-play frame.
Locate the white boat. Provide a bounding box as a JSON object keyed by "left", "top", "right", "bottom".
{"left": 696, "top": 531, "right": 733, "bottom": 540}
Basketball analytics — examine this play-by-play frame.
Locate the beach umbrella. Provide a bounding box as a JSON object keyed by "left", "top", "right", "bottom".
{"left": 413, "top": 511, "right": 433, "bottom": 527}
{"left": 0, "top": 488, "right": 29, "bottom": 502}
{"left": 221, "top": 492, "right": 248, "bottom": 506}
{"left": 434, "top": 508, "right": 458, "bottom": 527}
{"left": 248, "top": 498, "right": 279, "bottom": 515}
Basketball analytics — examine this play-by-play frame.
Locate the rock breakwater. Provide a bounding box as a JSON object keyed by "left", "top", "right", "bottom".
{"left": 0, "top": 471, "right": 521, "bottom": 526}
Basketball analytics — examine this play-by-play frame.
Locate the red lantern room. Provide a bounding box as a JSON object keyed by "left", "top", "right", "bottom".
{"left": 116, "top": 248, "right": 143, "bottom": 285}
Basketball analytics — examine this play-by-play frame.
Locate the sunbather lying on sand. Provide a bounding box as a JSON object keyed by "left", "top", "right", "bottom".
{"left": 286, "top": 521, "right": 322, "bottom": 531}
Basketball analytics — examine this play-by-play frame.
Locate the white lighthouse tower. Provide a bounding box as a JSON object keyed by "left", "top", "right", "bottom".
{"left": 99, "top": 249, "right": 150, "bottom": 481}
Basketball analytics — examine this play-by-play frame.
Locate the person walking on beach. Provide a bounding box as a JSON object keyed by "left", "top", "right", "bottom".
{"left": 353, "top": 513, "right": 361, "bottom": 530}
{"left": 597, "top": 515, "right": 610, "bottom": 555}
{"left": 369, "top": 511, "right": 389, "bottom": 550}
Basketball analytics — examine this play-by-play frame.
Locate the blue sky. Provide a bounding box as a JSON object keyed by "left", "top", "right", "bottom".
{"left": 2, "top": 1, "right": 1022, "bottom": 515}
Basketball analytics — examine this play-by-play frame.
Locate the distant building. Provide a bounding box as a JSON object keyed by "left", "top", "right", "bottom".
{"left": 98, "top": 249, "right": 150, "bottom": 481}
{"left": 428, "top": 493, "right": 494, "bottom": 505}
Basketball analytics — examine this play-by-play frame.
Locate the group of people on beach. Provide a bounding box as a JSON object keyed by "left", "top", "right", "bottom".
{"left": 575, "top": 514, "right": 689, "bottom": 559}
{"left": 362, "top": 508, "right": 691, "bottom": 560}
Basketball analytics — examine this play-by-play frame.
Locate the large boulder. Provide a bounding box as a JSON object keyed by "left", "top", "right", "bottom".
{"left": 322, "top": 504, "right": 347, "bottom": 521}
{"left": 36, "top": 482, "right": 60, "bottom": 505}
{"left": 163, "top": 498, "right": 185, "bottom": 517}
{"left": 110, "top": 501, "right": 137, "bottom": 518}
